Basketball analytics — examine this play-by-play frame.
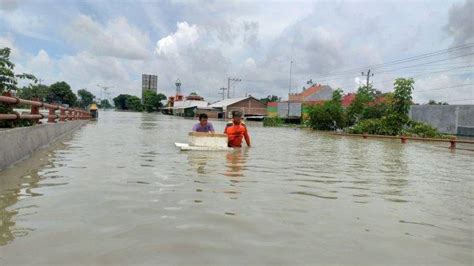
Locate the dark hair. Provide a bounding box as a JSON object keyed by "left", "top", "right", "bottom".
{"left": 199, "top": 113, "right": 208, "bottom": 120}
{"left": 232, "top": 111, "right": 243, "bottom": 118}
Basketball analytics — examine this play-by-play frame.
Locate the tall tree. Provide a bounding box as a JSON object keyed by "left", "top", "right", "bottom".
{"left": 16, "top": 84, "right": 49, "bottom": 101}
{"left": 46, "top": 81, "right": 77, "bottom": 106}
{"left": 113, "top": 94, "right": 130, "bottom": 110}
{"left": 0, "top": 47, "right": 37, "bottom": 93}
{"left": 260, "top": 95, "right": 281, "bottom": 104}
{"left": 143, "top": 90, "right": 166, "bottom": 112}
{"left": 77, "top": 89, "right": 95, "bottom": 108}
{"left": 126, "top": 96, "right": 143, "bottom": 112}
{"left": 384, "top": 78, "right": 415, "bottom": 134}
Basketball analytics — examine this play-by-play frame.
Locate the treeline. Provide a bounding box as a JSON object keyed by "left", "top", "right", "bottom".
{"left": 113, "top": 91, "right": 166, "bottom": 113}
{"left": 305, "top": 78, "right": 443, "bottom": 138}
{"left": 16, "top": 82, "right": 105, "bottom": 109}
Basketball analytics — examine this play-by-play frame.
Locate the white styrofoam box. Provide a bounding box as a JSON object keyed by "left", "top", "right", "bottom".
{"left": 188, "top": 132, "right": 228, "bottom": 148}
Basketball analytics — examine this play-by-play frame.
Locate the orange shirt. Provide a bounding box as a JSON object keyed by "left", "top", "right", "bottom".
{"left": 224, "top": 122, "right": 251, "bottom": 147}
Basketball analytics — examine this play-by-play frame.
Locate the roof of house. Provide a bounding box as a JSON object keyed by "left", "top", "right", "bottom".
{"left": 341, "top": 93, "right": 356, "bottom": 107}
{"left": 299, "top": 84, "right": 333, "bottom": 98}
{"left": 208, "top": 97, "right": 249, "bottom": 108}
{"left": 173, "top": 100, "right": 209, "bottom": 109}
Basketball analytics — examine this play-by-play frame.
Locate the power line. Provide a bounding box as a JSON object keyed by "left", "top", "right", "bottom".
{"left": 414, "top": 83, "right": 474, "bottom": 93}
{"left": 446, "top": 98, "right": 474, "bottom": 103}
{"left": 307, "top": 43, "right": 474, "bottom": 81}
{"left": 375, "top": 52, "right": 474, "bottom": 74}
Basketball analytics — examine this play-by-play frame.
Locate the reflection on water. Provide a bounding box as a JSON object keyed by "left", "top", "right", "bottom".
{"left": 0, "top": 111, "right": 473, "bottom": 265}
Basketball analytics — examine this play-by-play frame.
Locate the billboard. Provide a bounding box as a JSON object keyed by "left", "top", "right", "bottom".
{"left": 142, "top": 74, "right": 158, "bottom": 92}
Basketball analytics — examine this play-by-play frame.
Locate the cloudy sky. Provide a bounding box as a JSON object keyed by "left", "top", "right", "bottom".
{"left": 0, "top": 0, "right": 473, "bottom": 104}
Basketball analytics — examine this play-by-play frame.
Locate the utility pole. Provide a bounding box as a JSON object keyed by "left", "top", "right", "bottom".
{"left": 38, "top": 78, "right": 44, "bottom": 85}
{"left": 219, "top": 87, "right": 227, "bottom": 100}
{"left": 97, "top": 84, "right": 114, "bottom": 109}
{"left": 361, "top": 69, "right": 374, "bottom": 87}
{"left": 227, "top": 78, "right": 241, "bottom": 99}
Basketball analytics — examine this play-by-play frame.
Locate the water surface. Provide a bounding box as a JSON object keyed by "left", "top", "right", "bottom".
{"left": 0, "top": 111, "right": 473, "bottom": 265}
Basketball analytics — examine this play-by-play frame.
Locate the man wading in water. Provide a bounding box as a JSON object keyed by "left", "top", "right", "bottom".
{"left": 192, "top": 113, "right": 215, "bottom": 133}
{"left": 224, "top": 111, "right": 251, "bottom": 148}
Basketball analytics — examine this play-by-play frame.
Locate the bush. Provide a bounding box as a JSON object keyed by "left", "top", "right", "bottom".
{"left": 306, "top": 89, "right": 346, "bottom": 130}
{"left": 405, "top": 121, "right": 441, "bottom": 138}
{"left": 263, "top": 116, "right": 284, "bottom": 127}
{"left": 348, "top": 118, "right": 386, "bottom": 135}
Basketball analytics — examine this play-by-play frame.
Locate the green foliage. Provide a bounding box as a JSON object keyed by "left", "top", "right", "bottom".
{"left": 113, "top": 94, "right": 129, "bottom": 110}
{"left": 348, "top": 118, "right": 386, "bottom": 135}
{"left": 428, "top": 100, "right": 448, "bottom": 105}
{"left": 126, "top": 96, "right": 143, "bottom": 112}
{"left": 260, "top": 95, "right": 281, "bottom": 104}
{"left": 46, "top": 81, "right": 77, "bottom": 107}
{"left": 0, "top": 47, "right": 37, "bottom": 93}
{"left": 16, "top": 84, "right": 49, "bottom": 101}
{"left": 77, "top": 89, "right": 95, "bottom": 108}
{"left": 404, "top": 121, "right": 441, "bottom": 138}
{"left": 143, "top": 90, "right": 166, "bottom": 112}
{"left": 382, "top": 78, "right": 415, "bottom": 135}
{"left": 99, "top": 99, "right": 112, "bottom": 109}
{"left": 306, "top": 89, "right": 346, "bottom": 130}
{"left": 113, "top": 94, "right": 143, "bottom": 112}
{"left": 347, "top": 85, "right": 377, "bottom": 124}
{"left": 263, "top": 116, "right": 284, "bottom": 127}
{"left": 361, "top": 103, "right": 388, "bottom": 120}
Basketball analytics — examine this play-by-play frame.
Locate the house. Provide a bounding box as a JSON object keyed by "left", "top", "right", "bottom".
{"left": 341, "top": 93, "right": 356, "bottom": 108}
{"left": 164, "top": 92, "right": 209, "bottom": 117}
{"left": 288, "top": 84, "right": 334, "bottom": 102}
{"left": 204, "top": 96, "right": 267, "bottom": 119}
{"left": 173, "top": 99, "right": 209, "bottom": 117}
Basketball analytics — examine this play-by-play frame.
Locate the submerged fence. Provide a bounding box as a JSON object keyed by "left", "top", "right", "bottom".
{"left": 0, "top": 93, "right": 91, "bottom": 123}
{"left": 331, "top": 132, "right": 474, "bottom": 149}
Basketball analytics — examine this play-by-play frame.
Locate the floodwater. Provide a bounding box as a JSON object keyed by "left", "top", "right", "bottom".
{"left": 0, "top": 111, "right": 473, "bottom": 265}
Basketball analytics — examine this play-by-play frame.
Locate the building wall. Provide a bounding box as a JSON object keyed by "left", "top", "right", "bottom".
{"left": 226, "top": 98, "right": 267, "bottom": 118}
{"left": 195, "top": 109, "right": 220, "bottom": 119}
{"left": 267, "top": 102, "right": 278, "bottom": 117}
{"left": 409, "top": 105, "right": 474, "bottom": 136}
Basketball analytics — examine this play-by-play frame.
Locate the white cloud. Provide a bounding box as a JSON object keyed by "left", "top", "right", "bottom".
{"left": 64, "top": 15, "right": 151, "bottom": 60}
{"left": 0, "top": 9, "right": 51, "bottom": 40}
{"left": 156, "top": 22, "right": 200, "bottom": 56}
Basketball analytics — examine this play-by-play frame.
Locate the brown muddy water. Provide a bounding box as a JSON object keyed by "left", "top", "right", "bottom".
{"left": 0, "top": 111, "right": 473, "bottom": 265}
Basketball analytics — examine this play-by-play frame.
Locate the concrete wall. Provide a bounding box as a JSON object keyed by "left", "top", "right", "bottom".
{"left": 409, "top": 105, "right": 474, "bottom": 136}
{"left": 0, "top": 121, "right": 87, "bottom": 170}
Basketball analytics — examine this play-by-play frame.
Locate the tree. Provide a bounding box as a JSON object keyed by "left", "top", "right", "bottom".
{"left": 1, "top": 47, "right": 37, "bottom": 128}
{"left": 143, "top": 90, "right": 166, "bottom": 112}
{"left": 99, "top": 99, "right": 112, "bottom": 109}
{"left": 77, "top": 89, "right": 95, "bottom": 108}
{"left": 46, "top": 81, "right": 77, "bottom": 106}
{"left": 0, "top": 47, "right": 37, "bottom": 93}
{"left": 126, "top": 96, "right": 143, "bottom": 112}
{"left": 260, "top": 95, "right": 281, "bottom": 104}
{"left": 428, "top": 100, "right": 448, "bottom": 105}
{"left": 383, "top": 78, "right": 415, "bottom": 135}
{"left": 16, "top": 84, "right": 49, "bottom": 101}
{"left": 306, "top": 89, "right": 346, "bottom": 130}
{"left": 347, "top": 84, "right": 377, "bottom": 125}
{"left": 113, "top": 94, "right": 129, "bottom": 110}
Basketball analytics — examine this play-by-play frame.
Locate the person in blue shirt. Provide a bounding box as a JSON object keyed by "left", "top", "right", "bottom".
{"left": 192, "top": 113, "right": 215, "bottom": 133}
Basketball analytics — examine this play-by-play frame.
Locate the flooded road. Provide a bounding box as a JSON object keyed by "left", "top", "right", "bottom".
{"left": 1, "top": 111, "right": 473, "bottom": 265}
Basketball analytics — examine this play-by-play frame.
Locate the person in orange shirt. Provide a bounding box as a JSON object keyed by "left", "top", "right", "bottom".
{"left": 224, "top": 111, "right": 251, "bottom": 148}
